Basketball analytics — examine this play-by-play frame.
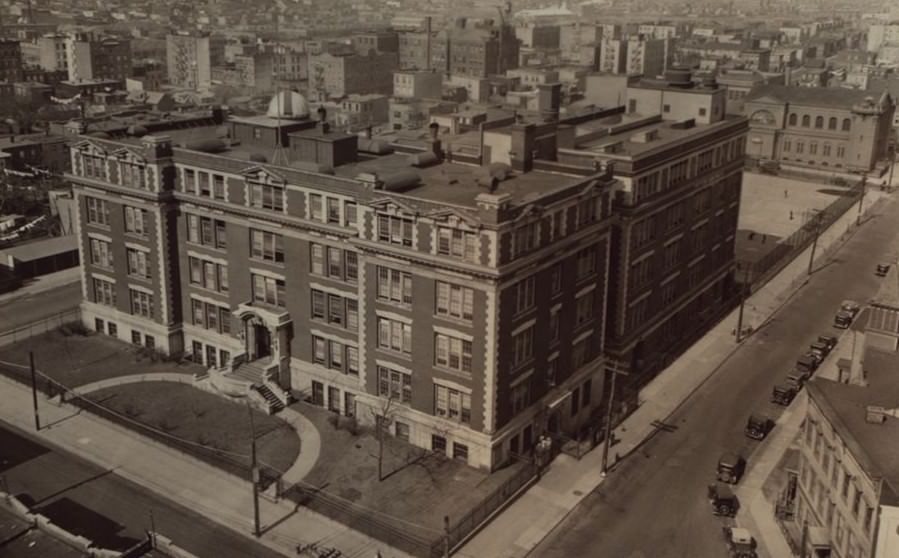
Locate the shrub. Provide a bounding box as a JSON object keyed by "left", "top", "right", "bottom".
{"left": 157, "top": 417, "right": 177, "bottom": 432}
{"left": 123, "top": 403, "right": 142, "bottom": 418}
{"left": 344, "top": 416, "right": 360, "bottom": 436}
{"left": 327, "top": 413, "right": 340, "bottom": 429}
{"left": 58, "top": 321, "right": 90, "bottom": 337}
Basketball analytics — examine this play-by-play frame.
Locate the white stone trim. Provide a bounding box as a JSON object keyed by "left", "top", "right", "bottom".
{"left": 575, "top": 283, "right": 597, "bottom": 298}
{"left": 628, "top": 290, "right": 652, "bottom": 307}
{"left": 661, "top": 271, "right": 681, "bottom": 286}
{"left": 690, "top": 218, "right": 709, "bottom": 231}
{"left": 510, "top": 318, "right": 537, "bottom": 337}
{"left": 310, "top": 328, "right": 358, "bottom": 347}
{"left": 434, "top": 377, "right": 473, "bottom": 394}
{"left": 688, "top": 254, "right": 705, "bottom": 268}
{"left": 550, "top": 302, "right": 562, "bottom": 313}
{"left": 375, "top": 359, "right": 413, "bottom": 375}
{"left": 483, "top": 286, "right": 498, "bottom": 435}
{"left": 249, "top": 267, "right": 286, "bottom": 281}
{"left": 631, "top": 249, "right": 655, "bottom": 265}
{"left": 92, "top": 272, "right": 116, "bottom": 283}
{"left": 573, "top": 328, "right": 594, "bottom": 345}
{"left": 125, "top": 242, "right": 151, "bottom": 252}
{"left": 154, "top": 206, "right": 169, "bottom": 325}
{"left": 310, "top": 282, "right": 358, "bottom": 299}
{"left": 128, "top": 283, "right": 155, "bottom": 295}
{"left": 510, "top": 369, "right": 534, "bottom": 388}
{"left": 375, "top": 309, "right": 413, "bottom": 324}
{"left": 664, "top": 233, "right": 684, "bottom": 246}
{"left": 548, "top": 350, "right": 560, "bottom": 361}
{"left": 434, "top": 324, "right": 474, "bottom": 342}
{"left": 187, "top": 250, "right": 228, "bottom": 266}
{"left": 189, "top": 292, "right": 229, "bottom": 308}
{"left": 87, "top": 231, "right": 113, "bottom": 242}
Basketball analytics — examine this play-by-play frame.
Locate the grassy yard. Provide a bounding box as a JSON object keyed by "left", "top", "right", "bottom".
{"left": 290, "top": 401, "right": 526, "bottom": 537}
{"left": 0, "top": 329, "right": 201, "bottom": 390}
{"left": 79, "top": 382, "right": 300, "bottom": 480}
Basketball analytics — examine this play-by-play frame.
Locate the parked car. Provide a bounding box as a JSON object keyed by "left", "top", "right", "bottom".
{"left": 744, "top": 414, "right": 775, "bottom": 440}
{"left": 723, "top": 527, "right": 758, "bottom": 558}
{"left": 786, "top": 370, "right": 811, "bottom": 388}
{"left": 717, "top": 452, "right": 747, "bottom": 484}
{"left": 796, "top": 353, "right": 820, "bottom": 373}
{"left": 834, "top": 310, "right": 854, "bottom": 329}
{"left": 876, "top": 263, "right": 890, "bottom": 277}
{"left": 818, "top": 334, "right": 838, "bottom": 351}
{"left": 708, "top": 483, "right": 739, "bottom": 517}
{"left": 810, "top": 341, "right": 831, "bottom": 359}
{"left": 772, "top": 383, "right": 798, "bottom": 406}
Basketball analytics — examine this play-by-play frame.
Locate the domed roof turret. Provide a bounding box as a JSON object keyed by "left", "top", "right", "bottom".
{"left": 266, "top": 91, "right": 310, "bottom": 119}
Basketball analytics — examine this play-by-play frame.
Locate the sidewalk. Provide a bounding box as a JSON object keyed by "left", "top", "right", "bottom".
{"left": 0, "top": 267, "right": 80, "bottom": 305}
{"left": 0, "top": 374, "right": 414, "bottom": 558}
{"left": 460, "top": 189, "right": 889, "bottom": 558}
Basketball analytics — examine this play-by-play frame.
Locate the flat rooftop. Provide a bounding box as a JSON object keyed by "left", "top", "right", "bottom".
{"left": 574, "top": 113, "right": 745, "bottom": 159}
{"left": 809, "top": 348, "right": 899, "bottom": 504}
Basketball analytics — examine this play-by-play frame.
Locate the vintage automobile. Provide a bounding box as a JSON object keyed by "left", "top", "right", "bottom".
{"left": 876, "top": 263, "right": 890, "bottom": 277}
{"left": 834, "top": 310, "right": 854, "bottom": 329}
{"left": 744, "top": 414, "right": 775, "bottom": 440}
{"left": 708, "top": 482, "right": 739, "bottom": 517}
{"left": 818, "top": 334, "right": 838, "bottom": 351}
{"left": 796, "top": 352, "right": 820, "bottom": 373}
{"left": 772, "top": 383, "right": 798, "bottom": 406}
{"left": 810, "top": 341, "right": 831, "bottom": 359}
{"left": 723, "top": 527, "right": 758, "bottom": 558}
{"left": 717, "top": 452, "right": 747, "bottom": 484}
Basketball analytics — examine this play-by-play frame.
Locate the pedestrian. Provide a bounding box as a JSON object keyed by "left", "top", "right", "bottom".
{"left": 789, "top": 210, "right": 793, "bottom": 220}
{"left": 784, "top": 189, "right": 788, "bottom": 198}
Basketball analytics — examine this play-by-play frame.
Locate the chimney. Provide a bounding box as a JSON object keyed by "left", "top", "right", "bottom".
{"left": 428, "top": 121, "right": 443, "bottom": 160}
{"left": 317, "top": 106, "right": 330, "bottom": 134}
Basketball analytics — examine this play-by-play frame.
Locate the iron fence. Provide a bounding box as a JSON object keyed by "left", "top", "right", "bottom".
{"left": 0, "top": 308, "right": 81, "bottom": 347}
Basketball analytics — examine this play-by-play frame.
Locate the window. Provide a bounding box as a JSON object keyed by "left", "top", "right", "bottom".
{"left": 311, "top": 290, "right": 326, "bottom": 320}
{"left": 395, "top": 421, "right": 409, "bottom": 441}
{"left": 377, "top": 366, "right": 412, "bottom": 405}
{"left": 126, "top": 248, "right": 149, "bottom": 279}
{"left": 250, "top": 229, "right": 284, "bottom": 263}
{"left": 134, "top": 331, "right": 144, "bottom": 345}
{"left": 252, "top": 274, "right": 286, "bottom": 307}
{"left": 187, "top": 215, "right": 226, "bottom": 248}
{"left": 663, "top": 104, "right": 670, "bottom": 113}
{"left": 837, "top": 145, "right": 845, "bottom": 158}
{"left": 698, "top": 107, "right": 707, "bottom": 116}
{"left": 512, "top": 222, "right": 538, "bottom": 257}
{"left": 810, "top": 143, "right": 818, "bottom": 155}
{"left": 378, "top": 215, "right": 413, "bottom": 246}
{"left": 144, "top": 335, "right": 155, "bottom": 349}
{"left": 550, "top": 264, "right": 563, "bottom": 295}
{"left": 120, "top": 161, "right": 147, "bottom": 189}
{"left": 582, "top": 379, "right": 592, "bottom": 407}
{"left": 796, "top": 141, "right": 804, "bottom": 154}
{"left": 124, "top": 206, "right": 147, "bottom": 235}
{"left": 512, "top": 326, "right": 534, "bottom": 368}
{"left": 82, "top": 154, "right": 106, "bottom": 179}
{"left": 86, "top": 197, "right": 109, "bottom": 225}
{"left": 842, "top": 118, "right": 851, "bottom": 131}
{"left": 576, "top": 246, "right": 597, "bottom": 280}
{"left": 198, "top": 172, "right": 211, "bottom": 196}
{"left": 828, "top": 117, "right": 837, "bottom": 130}
{"left": 90, "top": 238, "right": 113, "bottom": 268}
{"left": 129, "top": 289, "right": 154, "bottom": 319}
{"left": 783, "top": 139, "right": 791, "bottom": 152}
{"left": 823, "top": 143, "right": 831, "bottom": 156}
{"left": 435, "top": 332, "right": 473, "bottom": 372}
{"left": 345, "top": 202, "right": 357, "bottom": 226}
{"left": 310, "top": 244, "right": 324, "bottom": 275}
{"left": 432, "top": 434, "right": 447, "bottom": 452}
{"left": 250, "top": 182, "right": 285, "bottom": 211}
{"left": 327, "top": 294, "right": 343, "bottom": 326}
{"left": 511, "top": 379, "right": 530, "bottom": 414}
{"left": 436, "top": 281, "right": 474, "bottom": 321}
{"left": 345, "top": 252, "right": 358, "bottom": 283}
{"left": 575, "top": 291, "right": 594, "bottom": 326}
{"left": 377, "top": 267, "right": 413, "bottom": 304}
{"left": 312, "top": 337, "right": 327, "bottom": 365}
{"left": 632, "top": 218, "right": 655, "bottom": 248}
{"left": 573, "top": 338, "right": 589, "bottom": 369}
{"left": 326, "top": 198, "right": 341, "bottom": 224}
{"left": 631, "top": 257, "right": 652, "bottom": 289}
{"left": 327, "top": 247, "right": 342, "bottom": 277}
{"left": 571, "top": 386, "right": 580, "bottom": 416}
{"left": 438, "top": 227, "right": 478, "bottom": 262}
{"left": 346, "top": 346, "right": 359, "bottom": 376}
{"left": 212, "top": 174, "right": 226, "bottom": 200}
{"left": 801, "top": 115, "right": 810, "bottom": 127}
{"left": 788, "top": 113, "right": 797, "bottom": 126}
{"left": 329, "top": 340, "right": 343, "bottom": 370}
{"left": 434, "top": 384, "right": 471, "bottom": 424}
{"left": 513, "top": 277, "right": 535, "bottom": 314}
{"left": 93, "top": 278, "right": 116, "bottom": 306}
{"left": 377, "top": 317, "right": 412, "bottom": 354}
{"left": 814, "top": 116, "right": 823, "bottom": 129}
{"left": 309, "top": 194, "right": 323, "bottom": 220}
{"left": 183, "top": 168, "right": 196, "bottom": 191}
{"left": 453, "top": 442, "right": 469, "bottom": 462}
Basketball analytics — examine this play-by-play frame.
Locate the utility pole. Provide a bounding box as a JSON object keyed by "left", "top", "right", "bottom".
{"left": 148, "top": 509, "right": 157, "bottom": 548}
{"left": 887, "top": 144, "right": 896, "bottom": 193}
{"left": 601, "top": 364, "right": 620, "bottom": 477}
{"left": 799, "top": 518, "right": 808, "bottom": 558}
{"left": 807, "top": 210, "right": 821, "bottom": 277}
{"left": 29, "top": 351, "right": 40, "bottom": 431}
{"left": 857, "top": 173, "right": 867, "bottom": 226}
{"left": 443, "top": 515, "right": 450, "bottom": 558}
{"left": 247, "top": 403, "right": 261, "bottom": 537}
{"left": 735, "top": 266, "right": 751, "bottom": 342}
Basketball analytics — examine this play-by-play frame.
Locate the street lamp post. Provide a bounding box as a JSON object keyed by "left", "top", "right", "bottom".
{"left": 600, "top": 364, "right": 622, "bottom": 477}
{"left": 807, "top": 210, "right": 822, "bottom": 277}
{"left": 246, "top": 403, "right": 261, "bottom": 538}
{"left": 735, "top": 265, "right": 752, "bottom": 343}
{"left": 857, "top": 173, "right": 867, "bottom": 226}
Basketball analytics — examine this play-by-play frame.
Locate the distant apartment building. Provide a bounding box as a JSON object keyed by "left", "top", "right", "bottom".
{"left": 260, "top": 43, "right": 307, "bottom": 83}
{"left": 866, "top": 23, "right": 899, "bottom": 53}
{"left": 65, "top": 99, "right": 618, "bottom": 470}
{"left": 65, "top": 33, "right": 133, "bottom": 83}
{"left": 742, "top": 85, "right": 895, "bottom": 172}
{"left": 351, "top": 31, "right": 399, "bottom": 56}
{"left": 599, "top": 35, "right": 669, "bottom": 78}
{"left": 637, "top": 24, "right": 681, "bottom": 40}
{"left": 559, "top": 23, "right": 602, "bottom": 61}
{"left": 737, "top": 49, "right": 771, "bottom": 72}
{"left": 433, "top": 16, "right": 520, "bottom": 78}
{"left": 309, "top": 50, "right": 397, "bottom": 99}
{"left": 0, "top": 39, "right": 24, "bottom": 83}
{"left": 506, "top": 66, "right": 559, "bottom": 87}
{"left": 397, "top": 30, "right": 434, "bottom": 70}
{"left": 716, "top": 69, "right": 785, "bottom": 114}
{"left": 515, "top": 24, "right": 561, "bottom": 49}
{"left": 36, "top": 34, "right": 68, "bottom": 73}
{"left": 336, "top": 94, "right": 389, "bottom": 131}
{"left": 393, "top": 69, "right": 442, "bottom": 99}
{"left": 166, "top": 32, "right": 226, "bottom": 90}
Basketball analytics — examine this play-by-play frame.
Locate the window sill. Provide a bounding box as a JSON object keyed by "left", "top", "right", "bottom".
{"left": 187, "top": 241, "right": 227, "bottom": 253}
{"left": 433, "top": 365, "right": 473, "bottom": 380}
{"left": 434, "top": 313, "right": 474, "bottom": 328}
{"left": 128, "top": 274, "right": 153, "bottom": 284}
{"left": 189, "top": 284, "right": 228, "bottom": 296}
{"left": 376, "top": 347, "right": 413, "bottom": 361}
{"left": 249, "top": 257, "right": 285, "bottom": 267}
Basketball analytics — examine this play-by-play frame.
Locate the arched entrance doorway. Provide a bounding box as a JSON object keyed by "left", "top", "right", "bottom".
{"left": 244, "top": 315, "right": 272, "bottom": 361}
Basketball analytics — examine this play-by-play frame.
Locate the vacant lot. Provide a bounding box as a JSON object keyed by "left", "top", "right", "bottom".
{"left": 739, "top": 172, "right": 845, "bottom": 238}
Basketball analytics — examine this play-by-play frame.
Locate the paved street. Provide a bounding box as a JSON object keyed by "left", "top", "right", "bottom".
{"left": 532, "top": 194, "right": 899, "bottom": 558}
{"left": 0, "top": 420, "right": 285, "bottom": 558}
{"left": 0, "top": 280, "right": 80, "bottom": 333}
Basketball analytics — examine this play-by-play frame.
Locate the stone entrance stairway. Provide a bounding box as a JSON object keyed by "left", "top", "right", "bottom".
{"left": 203, "top": 356, "right": 293, "bottom": 415}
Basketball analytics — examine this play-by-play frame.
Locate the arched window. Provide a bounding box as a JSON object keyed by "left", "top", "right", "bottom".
{"left": 814, "top": 116, "right": 823, "bottom": 129}
{"left": 842, "top": 118, "right": 851, "bottom": 131}
{"left": 801, "top": 115, "right": 810, "bottom": 127}
{"left": 828, "top": 117, "right": 837, "bottom": 130}
{"left": 788, "top": 113, "right": 797, "bottom": 126}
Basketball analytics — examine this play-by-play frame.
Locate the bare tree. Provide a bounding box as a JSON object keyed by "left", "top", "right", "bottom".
{"left": 370, "top": 395, "right": 397, "bottom": 482}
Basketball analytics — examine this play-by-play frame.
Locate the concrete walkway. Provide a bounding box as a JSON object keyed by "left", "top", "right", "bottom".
{"left": 460, "top": 188, "right": 888, "bottom": 558}
{"left": 72, "top": 373, "right": 323, "bottom": 493}
{"left": 0, "top": 373, "right": 409, "bottom": 558}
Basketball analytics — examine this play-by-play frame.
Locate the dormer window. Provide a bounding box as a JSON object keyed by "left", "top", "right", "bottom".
{"left": 437, "top": 226, "right": 478, "bottom": 262}
{"left": 120, "top": 160, "right": 146, "bottom": 190}
{"left": 250, "top": 181, "right": 285, "bottom": 212}
{"left": 378, "top": 215, "right": 413, "bottom": 247}
{"left": 82, "top": 153, "right": 106, "bottom": 180}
